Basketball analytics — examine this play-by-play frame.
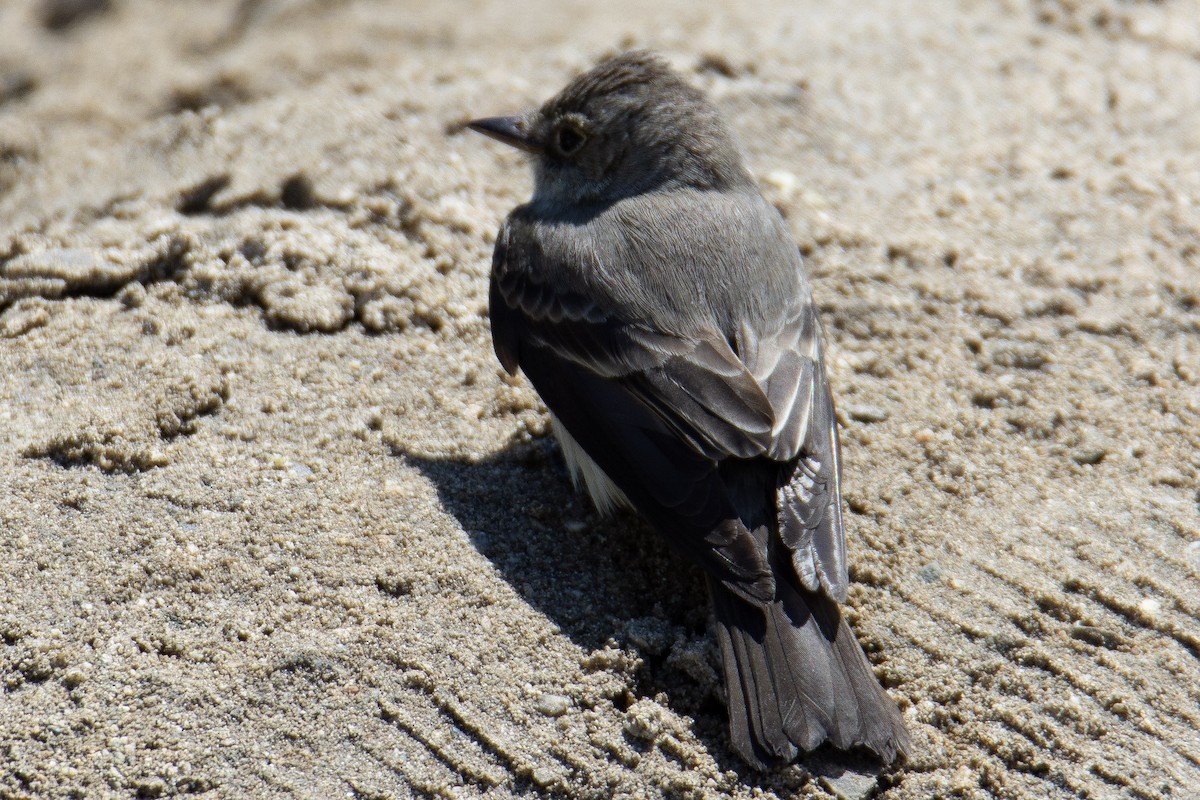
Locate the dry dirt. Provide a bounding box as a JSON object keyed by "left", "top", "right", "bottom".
{"left": 2, "top": 1, "right": 1199, "bottom": 798}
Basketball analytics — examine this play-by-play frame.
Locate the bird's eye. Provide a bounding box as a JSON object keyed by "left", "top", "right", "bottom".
{"left": 554, "top": 123, "right": 586, "bottom": 155}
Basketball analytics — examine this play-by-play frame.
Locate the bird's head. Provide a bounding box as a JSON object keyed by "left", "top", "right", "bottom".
{"left": 468, "top": 51, "right": 749, "bottom": 210}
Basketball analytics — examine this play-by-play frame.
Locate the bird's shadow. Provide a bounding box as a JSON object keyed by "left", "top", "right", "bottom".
{"left": 394, "top": 435, "right": 893, "bottom": 793}
{"left": 395, "top": 435, "right": 710, "bottom": 653}
{"left": 394, "top": 438, "right": 736, "bottom": 735}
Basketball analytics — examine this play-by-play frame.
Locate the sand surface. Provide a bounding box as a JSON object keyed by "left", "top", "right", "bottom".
{"left": 2, "top": 1, "right": 1200, "bottom": 797}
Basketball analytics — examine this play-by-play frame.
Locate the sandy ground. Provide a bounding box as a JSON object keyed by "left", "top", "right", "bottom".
{"left": 1, "top": 0, "right": 1199, "bottom": 797}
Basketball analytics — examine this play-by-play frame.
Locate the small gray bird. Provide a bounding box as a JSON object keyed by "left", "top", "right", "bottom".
{"left": 468, "top": 51, "right": 910, "bottom": 769}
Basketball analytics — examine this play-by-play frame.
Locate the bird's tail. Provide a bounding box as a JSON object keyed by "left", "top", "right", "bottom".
{"left": 708, "top": 574, "right": 911, "bottom": 769}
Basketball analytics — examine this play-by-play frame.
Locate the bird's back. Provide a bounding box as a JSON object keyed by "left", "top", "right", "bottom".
{"left": 521, "top": 185, "right": 809, "bottom": 347}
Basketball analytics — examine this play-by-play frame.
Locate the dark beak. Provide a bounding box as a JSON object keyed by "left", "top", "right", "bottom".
{"left": 466, "top": 116, "right": 544, "bottom": 154}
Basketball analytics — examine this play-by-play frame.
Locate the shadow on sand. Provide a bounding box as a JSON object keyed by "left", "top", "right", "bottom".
{"left": 394, "top": 435, "right": 893, "bottom": 795}
{"left": 395, "top": 436, "right": 709, "bottom": 653}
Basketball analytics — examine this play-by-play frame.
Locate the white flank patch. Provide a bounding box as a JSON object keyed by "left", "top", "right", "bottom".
{"left": 550, "top": 414, "right": 631, "bottom": 515}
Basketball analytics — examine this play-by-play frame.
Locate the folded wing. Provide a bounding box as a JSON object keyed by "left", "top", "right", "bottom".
{"left": 490, "top": 210, "right": 848, "bottom": 603}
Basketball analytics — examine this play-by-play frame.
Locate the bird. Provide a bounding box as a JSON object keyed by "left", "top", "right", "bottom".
{"left": 466, "top": 50, "right": 911, "bottom": 769}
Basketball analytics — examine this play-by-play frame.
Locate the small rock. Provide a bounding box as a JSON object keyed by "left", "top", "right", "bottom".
{"left": 622, "top": 700, "right": 664, "bottom": 741}
{"left": 530, "top": 766, "right": 562, "bottom": 789}
{"left": 815, "top": 765, "right": 881, "bottom": 800}
{"left": 951, "top": 764, "right": 976, "bottom": 792}
{"left": 845, "top": 404, "right": 890, "bottom": 423}
{"left": 763, "top": 170, "right": 799, "bottom": 195}
{"left": 288, "top": 462, "right": 314, "bottom": 478}
{"left": 1070, "top": 447, "right": 1107, "bottom": 466}
{"left": 534, "top": 693, "right": 570, "bottom": 717}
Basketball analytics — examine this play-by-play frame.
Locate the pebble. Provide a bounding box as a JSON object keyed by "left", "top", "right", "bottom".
{"left": 951, "top": 765, "right": 977, "bottom": 792}
{"left": 845, "top": 404, "right": 890, "bottom": 423}
{"left": 534, "top": 693, "right": 570, "bottom": 717}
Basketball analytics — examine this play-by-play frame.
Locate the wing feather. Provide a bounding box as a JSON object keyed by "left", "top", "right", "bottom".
{"left": 489, "top": 206, "right": 849, "bottom": 603}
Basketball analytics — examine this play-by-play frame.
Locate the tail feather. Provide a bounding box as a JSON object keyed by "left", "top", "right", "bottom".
{"left": 709, "top": 576, "right": 910, "bottom": 769}
{"left": 713, "top": 594, "right": 798, "bottom": 764}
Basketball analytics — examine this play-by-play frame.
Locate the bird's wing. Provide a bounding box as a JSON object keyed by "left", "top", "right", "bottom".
{"left": 775, "top": 370, "right": 849, "bottom": 602}
{"left": 492, "top": 220, "right": 777, "bottom": 462}
{"left": 490, "top": 212, "right": 847, "bottom": 603}
{"left": 736, "top": 300, "right": 850, "bottom": 602}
